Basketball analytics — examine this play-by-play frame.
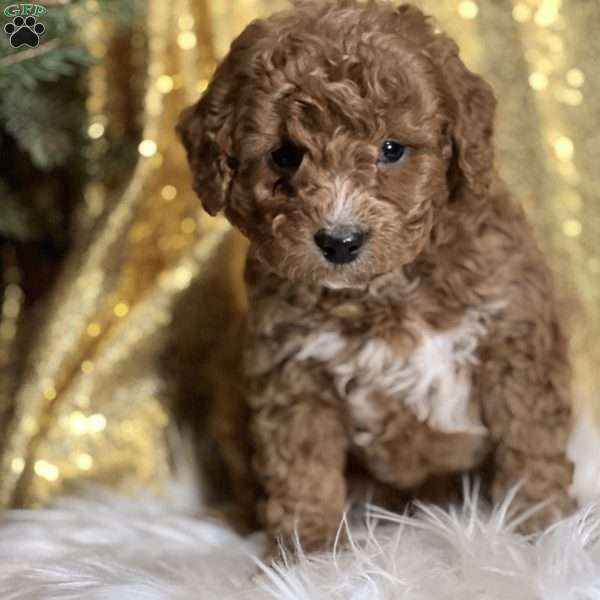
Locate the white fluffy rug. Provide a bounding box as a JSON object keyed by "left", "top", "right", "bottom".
{"left": 2, "top": 480, "right": 600, "bottom": 600}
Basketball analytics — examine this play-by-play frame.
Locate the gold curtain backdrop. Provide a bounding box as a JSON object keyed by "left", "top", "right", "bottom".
{"left": 0, "top": 0, "right": 598, "bottom": 507}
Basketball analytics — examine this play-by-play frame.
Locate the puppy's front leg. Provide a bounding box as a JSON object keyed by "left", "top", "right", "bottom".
{"left": 250, "top": 360, "right": 349, "bottom": 554}
{"left": 477, "top": 312, "right": 576, "bottom": 530}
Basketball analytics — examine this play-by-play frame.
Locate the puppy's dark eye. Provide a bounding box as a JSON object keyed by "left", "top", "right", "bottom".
{"left": 271, "top": 142, "right": 304, "bottom": 171}
{"left": 379, "top": 140, "right": 406, "bottom": 164}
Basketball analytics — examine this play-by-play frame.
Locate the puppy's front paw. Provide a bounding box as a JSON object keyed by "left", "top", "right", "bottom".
{"left": 512, "top": 494, "right": 577, "bottom": 534}
{"left": 263, "top": 495, "right": 345, "bottom": 556}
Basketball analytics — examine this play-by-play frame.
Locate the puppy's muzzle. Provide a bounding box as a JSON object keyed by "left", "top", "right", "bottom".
{"left": 314, "top": 226, "right": 366, "bottom": 264}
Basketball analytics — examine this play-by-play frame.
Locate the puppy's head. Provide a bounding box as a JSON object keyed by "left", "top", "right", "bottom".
{"left": 177, "top": 1, "right": 496, "bottom": 288}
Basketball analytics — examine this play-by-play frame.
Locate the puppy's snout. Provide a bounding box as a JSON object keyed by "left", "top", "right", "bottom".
{"left": 314, "top": 226, "right": 366, "bottom": 264}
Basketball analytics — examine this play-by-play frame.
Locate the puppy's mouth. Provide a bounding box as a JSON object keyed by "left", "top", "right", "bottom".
{"left": 313, "top": 225, "right": 369, "bottom": 266}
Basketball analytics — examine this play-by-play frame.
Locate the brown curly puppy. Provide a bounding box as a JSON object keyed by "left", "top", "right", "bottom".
{"left": 178, "top": 0, "right": 580, "bottom": 551}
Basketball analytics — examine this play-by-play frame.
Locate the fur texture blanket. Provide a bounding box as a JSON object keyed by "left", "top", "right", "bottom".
{"left": 2, "top": 479, "right": 600, "bottom": 600}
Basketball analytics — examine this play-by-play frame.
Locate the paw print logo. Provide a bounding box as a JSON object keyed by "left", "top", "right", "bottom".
{"left": 4, "top": 15, "right": 45, "bottom": 48}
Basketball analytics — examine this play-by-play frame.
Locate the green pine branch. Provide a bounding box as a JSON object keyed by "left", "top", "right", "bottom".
{"left": 1, "top": 84, "right": 79, "bottom": 170}
{"left": 0, "top": 0, "right": 143, "bottom": 167}
{"left": 0, "top": 0, "right": 144, "bottom": 243}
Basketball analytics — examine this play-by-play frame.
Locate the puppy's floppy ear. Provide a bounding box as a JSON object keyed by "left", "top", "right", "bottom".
{"left": 439, "top": 40, "right": 497, "bottom": 198}
{"left": 395, "top": 4, "right": 497, "bottom": 198}
{"left": 176, "top": 62, "right": 236, "bottom": 216}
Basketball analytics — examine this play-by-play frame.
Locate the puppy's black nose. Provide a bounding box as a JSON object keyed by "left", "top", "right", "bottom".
{"left": 314, "top": 227, "right": 366, "bottom": 264}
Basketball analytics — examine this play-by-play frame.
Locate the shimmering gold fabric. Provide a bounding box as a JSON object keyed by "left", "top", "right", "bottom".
{"left": 0, "top": 0, "right": 598, "bottom": 507}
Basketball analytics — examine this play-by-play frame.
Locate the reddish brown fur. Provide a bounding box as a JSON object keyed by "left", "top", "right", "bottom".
{"left": 178, "top": 0, "right": 575, "bottom": 552}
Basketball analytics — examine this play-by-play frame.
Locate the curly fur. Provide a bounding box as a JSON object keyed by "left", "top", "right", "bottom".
{"left": 178, "top": 0, "right": 582, "bottom": 551}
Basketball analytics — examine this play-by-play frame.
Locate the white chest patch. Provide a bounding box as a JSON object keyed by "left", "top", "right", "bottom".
{"left": 296, "top": 308, "right": 494, "bottom": 437}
